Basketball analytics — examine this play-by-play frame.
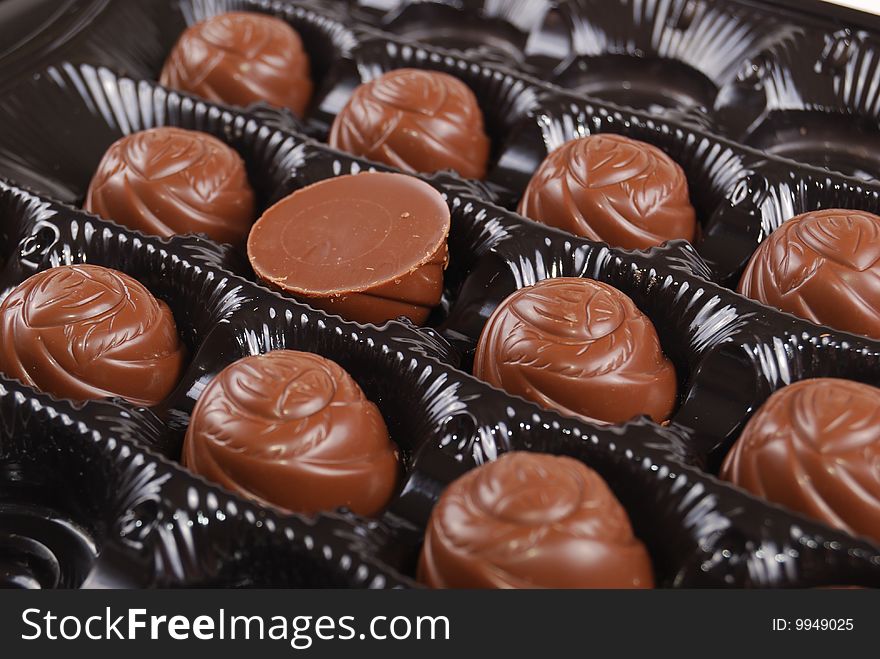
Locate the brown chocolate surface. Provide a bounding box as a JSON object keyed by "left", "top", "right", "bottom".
{"left": 329, "top": 68, "right": 490, "bottom": 179}
{"left": 160, "top": 12, "right": 313, "bottom": 117}
{"left": 474, "top": 277, "right": 677, "bottom": 424}
{"left": 738, "top": 209, "right": 880, "bottom": 340}
{"left": 418, "top": 452, "right": 655, "bottom": 589}
{"left": 0, "top": 265, "right": 185, "bottom": 406}
{"left": 518, "top": 134, "right": 697, "bottom": 250}
{"left": 247, "top": 172, "right": 450, "bottom": 325}
{"left": 85, "top": 127, "right": 256, "bottom": 244}
{"left": 721, "top": 378, "right": 880, "bottom": 546}
{"left": 183, "top": 350, "right": 399, "bottom": 516}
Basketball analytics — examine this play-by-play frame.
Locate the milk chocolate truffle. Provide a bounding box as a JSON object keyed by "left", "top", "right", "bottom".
{"left": 721, "top": 378, "right": 880, "bottom": 545}
{"left": 419, "top": 452, "right": 654, "bottom": 589}
{"left": 247, "top": 172, "right": 450, "bottom": 325}
{"left": 518, "top": 134, "right": 697, "bottom": 250}
{"left": 738, "top": 209, "right": 880, "bottom": 340}
{"left": 0, "top": 265, "right": 185, "bottom": 405}
{"left": 160, "top": 12, "right": 313, "bottom": 117}
{"left": 183, "top": 350, "right": 399, "bottom": 516}
{"left": 474, "top": 277, "right": 677, "bottom": 424}
{"left": 329, "top": 68, "right": 490, "bottom": 179}
{"left": 85, "top": 127, "right": 256, "bottom": 244}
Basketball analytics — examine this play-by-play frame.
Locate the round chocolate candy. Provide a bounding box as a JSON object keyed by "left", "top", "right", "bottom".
{"left": 721, "top": 378, "right": 880, "bottom": 545}
{"left": 183, "top": 350, "right": 399, "bottom": 516}
{"left": 247, "top": 171, "right": 450, "bottom": 325}
{"left": 0, "top": 265, "right": 186, "bottom": 406}
{"left": 518, "top": 134, "right": 697, "bottom": 250}
{"left": 85, "top": 127, "right": 256, "bottom": 244}
{"left": 419, "top": 452, "right": 655, "bottom": 589}
{"left": 329, "top": 68, "right": 490, "bottom": 180}
{"left": 738, "top": 209, "right": 880, "bottom": 340}
{"left": 474, "top": 277, "right": 677, "bottom": 424}
{"left": 160, "top": 12, "right": 313, "bottom": 117}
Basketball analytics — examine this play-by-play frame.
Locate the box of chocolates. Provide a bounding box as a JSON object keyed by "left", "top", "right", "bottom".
{"left": 0, "top": 0, "right": 879, "bottom": 589}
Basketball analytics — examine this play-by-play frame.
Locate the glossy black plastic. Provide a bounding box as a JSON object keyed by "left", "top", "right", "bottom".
{"left": 0, "top": 0, "right": 878, "bottom": 589}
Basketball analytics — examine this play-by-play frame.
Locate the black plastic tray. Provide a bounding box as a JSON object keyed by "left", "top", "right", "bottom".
{"left": 0, "top": 0, "right": 879, "bottom": 589}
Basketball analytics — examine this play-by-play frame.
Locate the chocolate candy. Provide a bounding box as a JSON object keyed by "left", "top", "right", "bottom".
{"left": 518, "top": 134, "right": 697, "bottom": 250}
{"left": 0, "top": 265, "right": 185, "bottom": 406}
{"left": 160, "top": 12, "right": 313, "bottom": 117}
{"left": 721, "top": 378, "right": 880, "bottom": 546}
{"left": 247, "top": 172, "right": 450, "bottom": 325}
{"left": 183, "top": 350, "right": 399, "bottom": 516}
{"left": 85, "top": 127, "right": 256, "bottom": 244}
{"left": 738, "top": 209, "right": 880, "bottom": 340}
{"left": 474, "top": 277, "right": 677, "bottom": 424}
{"left": 419, "top": 452, "right": 654, "bottom": 589}
{"left": 329, "top": 68, "right": 490, "bottom": 180}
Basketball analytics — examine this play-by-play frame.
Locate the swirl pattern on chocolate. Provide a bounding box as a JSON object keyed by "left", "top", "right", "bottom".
{"left": 329, "top": 68, "right": 490, "bottom": 179}
{"left": 738, "top": 209, "right": 880, "bottom": 340}
{"left": 160, "top": 12, "right": 313, "bottom": 116}
{"left": 0, "top": 265, "right": 186, "bottom": 406}
{"left": 418, "top": 452, "right": 654, "bottom": 589}
{"left": 721, "top": 378, "right": 880, "bottom": 545}
{"left": 184, "top": 350, "right": 399, "bottom": 516}
{"left": 85, "top": 127, "right": 256, "bottom": 244}
{"left": 474, "top": 277, "right": 677, "bottom": 424}
{"left": 518, "top": 134, "right": 697, "bottom": 250}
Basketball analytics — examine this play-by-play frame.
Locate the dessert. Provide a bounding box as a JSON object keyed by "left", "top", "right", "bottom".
{"left": 519, "top": 134, "right": 697, "bottom": 250}
{"left": 721, "top": 378, "right": 880, "bottom": 545}
{"left": 247, "top": 171, "right": 450, "bottom": 325}
{"left": 0, "top": 265, "right": 185, "bottom": 405}
{"left": 738, "top": 208, "right": 880, "bottom": 340}
{"left": 85, "top": 126, "right": 255, "bottom": 244}
{"left": 161, "top": 12, "right": 313, "bottom": 116}
{"left": 419, "top": 452, "right": 655, "bottom": 589}
{"left": 184, "top": 350, "right": 399, "bottom": 516}
{"left": 474, "top": 277, "right": 677, "bottom": 424}
{"left": 329, "top": 68, "right": 490, "bottom": 179}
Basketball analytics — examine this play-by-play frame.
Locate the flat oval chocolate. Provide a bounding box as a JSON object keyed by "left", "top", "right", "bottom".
{"left": 474, "top": 277, "right": 677, "bottom": 424}
{"left": 160, "top": 12, "right": 313, "bottom": 117}
{"left": 721, "top": 378, "right": 880, "bottom": 546}
{"left": 247, "top": 171, "right": 450, "bottom": 325}
{"left": 418, "top": 452, "right": 655, "bottom": 589}
{"left": 85, "top": 126, "right": 256, "bottom": 244}
{"left": 518, "top": 134, "right": 697, "bottom": 250}
{"left": 0, "top": 265, "right": 186, "bottom": 406}
{"left": 738, "top": 208, "right": 880, "bottom": 340}
{"left": 183, "top": 350, "right": 399, "bottom": 516}
{"left": 329, "top": 68, "right": 490, "bottom": 179}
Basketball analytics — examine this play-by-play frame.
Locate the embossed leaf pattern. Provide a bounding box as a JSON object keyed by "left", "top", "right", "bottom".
{"left": 475, "top": 278, "right": 677, "bottom": 424}
{"left": 188, "top": 352, "right": 386, "bottom": 461}
{"left": 423, "top": 453, "right": 653, "bottom": 588}
{"left": 370, "top": 69, "right": 449, "bottom": 116}
{"left": 160, "top": 12, "right": 312, "bottom": 116}
{"left": 741, "top": 209, "right": 880, "bottom": 340}
{"left": 277, "top": 369, "right": 337, "bottom": 420}
{"left": 772, "top": 237, "right": 823, "bottom": 295}
{"left": 789, "top": 382, "right": 880, "bottom": 455}
{"left": 200, "top": 13, "right": 275, "bottom": 60}
{"left": 181, "top": 147, "right": 240, "bottom": 205}
{"left": 520, "top": 134, "right": 695, "bottom": 249}
{"left": 798, "top": 212, "right": 880, "bottom": 272}
{"left": 85, "top": 127, "right": 255, "bottom": 243}
{"left": 722, "top": 379, "right": 880, "bottom": 545}
{"left": 0, "top": 265, "right": 185, "bottom": 406}
{"left": 329, "top": 69, "right": 490, "bottom": 179}
{"left": 127, "top": 130, "right": 207, "bottom": 181}
{"left": 184, "top": 352, "right": 398, "bottom": 517}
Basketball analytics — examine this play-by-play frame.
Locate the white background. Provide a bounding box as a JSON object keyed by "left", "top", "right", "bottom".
{"left": 822, "top": 0, "right": 880, "bottom": 14}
